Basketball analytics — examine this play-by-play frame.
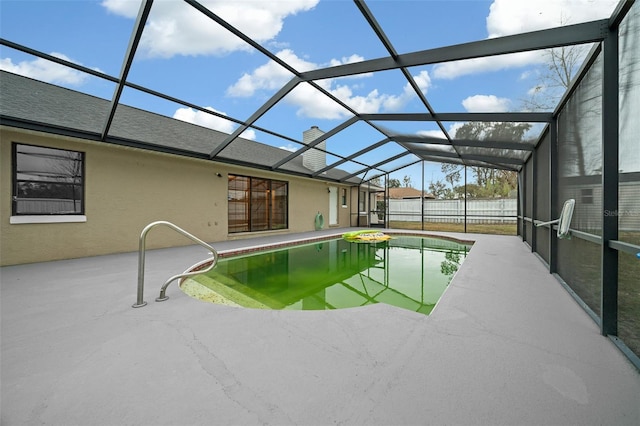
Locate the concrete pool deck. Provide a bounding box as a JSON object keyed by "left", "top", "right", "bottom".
{"left": 1, "top": 229, "right": 639, "bottom": 425}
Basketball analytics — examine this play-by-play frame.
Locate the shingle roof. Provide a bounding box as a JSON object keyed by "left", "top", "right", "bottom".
{"left": 0, "top": 70, "right": 358, "bottom": 183}
{"left": 384, "top": 187, "right": 435, "bottom": 199}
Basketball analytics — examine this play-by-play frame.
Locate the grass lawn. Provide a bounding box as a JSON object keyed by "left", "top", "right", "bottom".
{"left": 617, "top": 235, "right": 640, "bottom": 358}
{"left": 553, "top": 231, "right": 639, "bottom": 357}
{"left": 388, "top": 221, "right": 517, "bottom": 235}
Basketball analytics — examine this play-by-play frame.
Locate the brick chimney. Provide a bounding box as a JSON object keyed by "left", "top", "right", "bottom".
{"left": 302, "top": 126, "right": 326, "bottom": 172}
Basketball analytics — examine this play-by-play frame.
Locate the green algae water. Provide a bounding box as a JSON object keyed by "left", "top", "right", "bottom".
{"left": 183, "top": 236, "right": 470, "bottom": 315}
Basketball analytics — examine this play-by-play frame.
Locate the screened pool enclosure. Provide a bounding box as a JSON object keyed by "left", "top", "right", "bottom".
{"left": 1, "top": 0, "right": 639, "bottom": 367}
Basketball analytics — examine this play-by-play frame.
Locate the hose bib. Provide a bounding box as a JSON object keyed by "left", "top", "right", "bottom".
{"left": 314, "top": 212, "right": 324, "bottom": 230}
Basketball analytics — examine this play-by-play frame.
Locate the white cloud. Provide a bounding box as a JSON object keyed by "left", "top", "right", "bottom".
{"left": 384, "top": 70, "right": 432, "bottom": 110}
{"left": 173, "top": 106, "right": 232, "bottom": 131}
{"left": 413, "top": 70, "right": 431, "bottom": 94}
{"left": 173, "top": 106, "right": 256, "bottom": 139}
{"left": 381, "top": 92, "right": 407, "bottom": 112}
{"left": 239, "top": 128, "right": 257, "bottom": 140}
{"left": 433, "top": 0, "right": 618, "bottom": 79}
{"left": 101, "top": 0, "right": 139, "bottom": 19}
{"left": 519, "top": 70, "right": 536, "bottom": 80}
{"left": 527, "top": 84, "right": 546, "bottom": 97}
{"left": 226, "top": 49, "right": 309, "bottom": 97}
{"left": 449, "top": 123, "right": 466, "bottom": 138}
{"left": 279, "top": 144, "right": 299, "bottom": 152}
{"left": 287, "top": 82, "right": 352, "bottom": 119}
{"left": 433, "top": 51, "right": 543, "bottom": 80}
{"left": 433, "top": 51, "right": 545, "bottom": 79}
{"left": 328, "top": 54, "right": 366, "bottom": 67}
{"left": 102, "top": 0, "right": 319, "bottom": 59}
{"left": 417, "top": 130, "right": 447, "bottom": 139}
{"left": 416, "top": 122, "right": 465, "bottom": 139}
{"left": 486, "top": 0, "right": 618, "bottom": 38}
{"left": 0, "top": 53, "right": 93, "bottom": 86}
{"left": 228, "top": 51, "right": 431, "bottom": 119}
{"left": 462, "top": 94, "right": 511, "bottom": 112}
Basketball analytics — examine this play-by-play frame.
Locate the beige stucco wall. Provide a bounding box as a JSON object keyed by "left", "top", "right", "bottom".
{"left": 0, "top": 127, "right": 353, "bottom": 266}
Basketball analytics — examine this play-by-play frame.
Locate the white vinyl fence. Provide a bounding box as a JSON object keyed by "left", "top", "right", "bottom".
{"left": 387, "top": 198, "right": 517, "bottom": 224}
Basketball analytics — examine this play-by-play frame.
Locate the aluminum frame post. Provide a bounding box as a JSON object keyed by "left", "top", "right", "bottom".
{"left": 549, "top": 118, "right": 559, "bottom": 274}
{"left": 600, "top": 27, "right": 619, "bottom": 336}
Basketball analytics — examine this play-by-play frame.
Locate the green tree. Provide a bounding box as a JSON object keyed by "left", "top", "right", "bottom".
{"left": 368, "top": 176, "right": 383, "bottom": 187}
{"left": 455, "top": 121, "right": 531, "bottom": 143}
{"left": 524, "top": 45, "right": 587, "bottom": 111}
{"left": 523, "top": 43, "right": 590, "bottom": 176}
{"left": 428, "top": 180, "right": 447, "bottom": 199}
{"left": 441, "top": 163, "right": 462, "bottom": 194}
{"left": 388, "top": 178, "right": 402, "bottom": 188}
{"left": 440, "top": 251, "right": 462, "bottom": 276}
{"left": 403, "top": 175, "right": 412, "bottom": 187}
{"left": 458, "top": 183, "right": 481, "bottom": 198}
{"left": 453, "top": 121, "right": 530, "bottom": 198}
{"left": 467, "top": 167, "right": 518, "bottom": 198}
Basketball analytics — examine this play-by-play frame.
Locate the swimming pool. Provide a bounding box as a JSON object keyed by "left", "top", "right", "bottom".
{"left": 181, "top": 235, "right": 471, "bottom": 315}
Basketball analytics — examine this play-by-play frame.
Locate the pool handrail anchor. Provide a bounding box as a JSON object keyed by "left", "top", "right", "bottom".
{"left": 535, "top": 198, "right": 575, "bottom": 239}
{"left": 133, "top": 220, "right": 219, "bottom": 308}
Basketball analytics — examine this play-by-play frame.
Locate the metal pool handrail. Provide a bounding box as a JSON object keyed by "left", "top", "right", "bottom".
{"left": 132, "top": 221, "right": 219, "bottom": 308}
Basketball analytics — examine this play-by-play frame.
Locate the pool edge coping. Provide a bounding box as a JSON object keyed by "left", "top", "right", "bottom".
{"left": 216, "top": 230, "right": 476, "bottom": 259}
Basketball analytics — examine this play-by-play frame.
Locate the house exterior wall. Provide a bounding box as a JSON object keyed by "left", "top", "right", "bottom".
{"left": 559, "top": 179, "right": 640, "bottom": 232}
{"left": 0, "top": 128, "right": 351, "bottom": 266}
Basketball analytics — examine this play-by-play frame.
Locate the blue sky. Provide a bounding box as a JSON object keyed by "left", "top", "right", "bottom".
{"left": 0, "top": 0, "right": 619, "bottom": 187}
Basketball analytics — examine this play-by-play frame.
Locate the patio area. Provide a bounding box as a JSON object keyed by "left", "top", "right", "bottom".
{"left": 1, "top": 229, "right": 639, "bottom": 426}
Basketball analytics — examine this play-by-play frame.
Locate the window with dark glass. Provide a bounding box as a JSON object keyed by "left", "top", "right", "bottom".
{"left": 359, "top": 191, "right": 366, "bottom": 212}
{"left": 228, "top": 174, "right": 288, "bottom": 233}
{"left": 12, "top": 143, "right": 84, "bottom": 215}
{"left": 581, "top": 188, "right": 594, "bottom": 204}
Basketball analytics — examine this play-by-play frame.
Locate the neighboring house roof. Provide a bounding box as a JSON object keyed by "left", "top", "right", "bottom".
{"left": 0, "top": 71, "right": 360, "bottom": 184}
{"left": 380, "top": 187, "right": 435, "bottom": 199}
